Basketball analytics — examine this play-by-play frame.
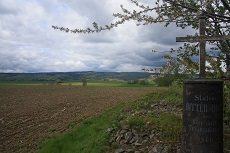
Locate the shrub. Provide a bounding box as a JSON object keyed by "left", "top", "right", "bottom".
{"left": 127, "top": 79, "right": 150, "bottom": 85}
{"left": 139, "top": 79, "right": 150, "bottom": 85}
{"left": 155, "top": 76, "right": 174, "bottom": 87}
{"left": 82, "top": 78, "right": 87, "bottom": 86}
{"left": 127, "top": 80, "right": 139, "bottom": 84}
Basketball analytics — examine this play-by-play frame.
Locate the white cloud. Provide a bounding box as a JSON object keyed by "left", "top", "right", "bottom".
{"left": 0, "top": 0, "right": 197, "bottom": 73}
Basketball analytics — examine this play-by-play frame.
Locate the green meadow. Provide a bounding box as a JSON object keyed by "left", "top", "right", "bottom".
{"left": 0, "top": 79, "right": 155, "bottom": 87}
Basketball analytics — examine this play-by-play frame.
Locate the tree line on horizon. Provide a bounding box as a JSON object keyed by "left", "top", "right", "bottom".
{"left": 0, "top": 72, "right": 152, "bottom": 82}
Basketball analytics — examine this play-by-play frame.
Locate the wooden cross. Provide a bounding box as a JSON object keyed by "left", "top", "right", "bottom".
{"left": 176, "top": 12, "right": 230, "bottom": 78}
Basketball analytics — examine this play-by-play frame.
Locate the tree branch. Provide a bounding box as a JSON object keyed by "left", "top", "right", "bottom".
{"left": 166, "top": 0, "right": 230, "bottom": 22}
{"left": 221, "top": 0, "right": 230, "bottom": 13}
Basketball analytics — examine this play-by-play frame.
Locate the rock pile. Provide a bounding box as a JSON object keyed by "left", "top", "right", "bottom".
{"left": 106, "top": 94, "right": 183, "bottom": 153}
{"left": 149, "top": 101, "right": 182, "bottom": 115}
{"left": 107, "top": 125, "right": 181, "bottom": 153}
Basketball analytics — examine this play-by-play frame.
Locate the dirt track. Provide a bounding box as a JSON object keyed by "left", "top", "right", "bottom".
{"left": 0, "top": 85, "right": 154, "bottom": 153}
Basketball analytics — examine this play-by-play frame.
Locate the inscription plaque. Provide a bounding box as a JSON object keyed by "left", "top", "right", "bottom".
{"left": 182, "top": 80, "right": 223, "bottom": 153}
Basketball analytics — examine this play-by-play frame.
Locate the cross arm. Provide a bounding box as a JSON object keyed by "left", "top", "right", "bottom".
{"left": 176, "top": 35, "right": 230, "bottom": 43}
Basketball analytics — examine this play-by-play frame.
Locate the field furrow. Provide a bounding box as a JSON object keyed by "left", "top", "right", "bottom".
{"left": 0, "top": 85, "right": 154, "bottom": 153}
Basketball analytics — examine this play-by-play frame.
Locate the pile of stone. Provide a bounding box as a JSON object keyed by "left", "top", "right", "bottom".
{"left": 107, "top": 125, "right": 181, "bottom": 153}
{"left": 149, "top": 101, "right": 182, "bottom": 115}
{"left": 106, "top": 96, "right": 183, "bottom": 153}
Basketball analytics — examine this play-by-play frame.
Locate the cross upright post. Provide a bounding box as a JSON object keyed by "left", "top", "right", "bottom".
{"left": 198, "top": 12, "right": 206, "bottom": 78}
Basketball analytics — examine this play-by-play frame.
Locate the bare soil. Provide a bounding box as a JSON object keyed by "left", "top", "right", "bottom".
{"left": 0, "top": 85, "right": 154, "bottom": 153}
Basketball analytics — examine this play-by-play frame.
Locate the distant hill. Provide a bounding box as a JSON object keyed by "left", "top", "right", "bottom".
{"left": 0, "top": 72, "right": 152, "bottom": 82}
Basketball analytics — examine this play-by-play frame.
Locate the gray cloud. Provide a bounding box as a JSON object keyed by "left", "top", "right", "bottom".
{"left": 0, "top": 1, "right": 19, "bottom": 15}
{"left": 0, "top": 0, "right": 197, "bottom": 73}
{"left": 137, "top": 23, "right": 196, "bottom": 46}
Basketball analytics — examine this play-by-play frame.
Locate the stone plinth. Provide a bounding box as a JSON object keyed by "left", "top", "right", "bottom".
{"left": 182, "top": 79, "right": 223, "bottom": 153}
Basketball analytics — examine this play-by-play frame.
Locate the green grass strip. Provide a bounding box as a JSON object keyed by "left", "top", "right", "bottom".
{"left": 37, "top": 110, "right": 118, "bottom": 153}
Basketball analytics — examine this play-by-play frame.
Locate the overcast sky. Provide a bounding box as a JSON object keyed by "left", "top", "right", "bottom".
{"left": 0, "top": 0, "right": 196, "bottom": 73}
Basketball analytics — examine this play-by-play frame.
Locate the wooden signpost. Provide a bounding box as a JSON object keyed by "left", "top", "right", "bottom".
{"left": 176, "top": 12, "right": 230, "bottom": 153}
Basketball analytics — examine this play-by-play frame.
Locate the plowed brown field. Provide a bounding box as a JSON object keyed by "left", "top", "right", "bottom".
{"left": 0, "top": 85, "right": 154, "bottom": 153}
